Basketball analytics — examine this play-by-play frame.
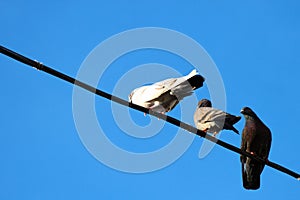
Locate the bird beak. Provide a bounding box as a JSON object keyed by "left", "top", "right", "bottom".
{"left": 240, "top": 109, "right": 245, "bottom": 114}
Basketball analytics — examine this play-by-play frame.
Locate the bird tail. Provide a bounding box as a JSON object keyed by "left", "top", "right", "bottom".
{"left": 171, "top": 70, "right": 205, "bottom": 99}
{"left": 231, "top": 116, "right": 241, "bottom": 124}
{"left": 185, "top": 70, "right": 205, "bottom": 90}
{"left": 231, "top": 116, "right": 241, "bottom": 134}
{"left": 232, "top": 127, "right": 240, "bottom": 134}
{"left": 225, "top": 115, "right": 241, "bottom": 134}
{"left": 242, "top": 160, "right": 262, "bottom": 190}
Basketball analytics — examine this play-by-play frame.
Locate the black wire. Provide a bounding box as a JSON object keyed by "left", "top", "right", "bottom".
{"left": 1, "top": 45, "right": 299, "bottom": 180}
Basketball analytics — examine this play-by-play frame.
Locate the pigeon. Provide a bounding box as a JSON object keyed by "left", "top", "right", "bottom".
{"left": 194, "top": 99, "right": 241, "bottom": 136}
{"left": 240, "top": 107, "right": 272, "bottom": 190}
{"left": 129, "top": 69, "right": 205, "bottom": 114}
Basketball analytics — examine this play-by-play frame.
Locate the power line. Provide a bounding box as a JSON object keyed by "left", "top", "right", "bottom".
{"left": 1, "top": 45, "right": 299, "bottom": 180}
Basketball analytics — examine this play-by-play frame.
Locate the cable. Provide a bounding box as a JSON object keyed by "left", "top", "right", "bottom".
{"left": 1, "top": 45, "right": 299, "bottom": 180}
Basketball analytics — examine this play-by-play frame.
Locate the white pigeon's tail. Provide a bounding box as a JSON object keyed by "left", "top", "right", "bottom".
{"left": 185, "top": 69, "right": 198, "bottom": 80}
{"left": 186, "top": 69, "right": 205, "bottom": 91}
{"left": 170, "top": 69, "right": 204, "bottom": 99}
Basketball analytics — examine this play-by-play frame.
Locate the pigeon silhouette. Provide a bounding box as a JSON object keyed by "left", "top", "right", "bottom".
{"left": 129, "top": 69, "right": 205, "bottom": 114}
{"left": 194, "top": 99, "right": 241, "bottom": 136}
{"left": 240, "top": 107, "right": 272, "bottom": 190}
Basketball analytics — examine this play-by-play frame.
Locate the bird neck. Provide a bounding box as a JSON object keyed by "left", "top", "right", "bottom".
{"left": 245, "top": 115, "right": 256, "bottom": 121}
{"left": 245, "top": 115, "right": 264, "bottom": 125}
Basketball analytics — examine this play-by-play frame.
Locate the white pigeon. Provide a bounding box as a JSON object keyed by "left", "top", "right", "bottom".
{"left": 129, "top": 69, "right": 205, "bottom": 114}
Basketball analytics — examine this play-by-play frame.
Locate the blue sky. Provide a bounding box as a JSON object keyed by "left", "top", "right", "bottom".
{"left": 1, "top": 1, "right": 300, "bottom": 199}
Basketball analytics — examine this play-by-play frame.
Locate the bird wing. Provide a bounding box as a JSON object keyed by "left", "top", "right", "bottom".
{"left": 199, "top": 107, "right": 227, "bottom": 123}
{"left": 152, "top": 69, "right": 200, "bottom": 98}
{"left": 241, "top": 127, "right": 248, "bottom": 161}
{"left": 129, "top": 84, "right": 168, "bottom": 104}
{"left": 151, "top": 78, "right": 178, "bottom": 97}
{"left": 138, "top": 71, "right": 195, "bottom": 101}
{"left": 194, "top": 107, "right": 225, "bottom": 131}
{"left": 257, "top": 124, "right": 272, "bottom": 161}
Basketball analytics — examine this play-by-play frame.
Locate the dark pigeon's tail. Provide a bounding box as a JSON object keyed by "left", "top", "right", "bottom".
{"left": 187, "top": 75, "right": 205, "bottom": 90}
{"left": 242, "top": 159, "right": 263, "bottom": 190}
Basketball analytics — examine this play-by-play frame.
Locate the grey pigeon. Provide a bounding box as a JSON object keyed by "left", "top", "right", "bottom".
{"left": 194, "top": 99, "right": 241, "bottom": 136}
{"left": 240, "top": 107, "right": 272, "bottom": 190}
{"left": 129, "top": 69, "right": 205, "bottom": 114}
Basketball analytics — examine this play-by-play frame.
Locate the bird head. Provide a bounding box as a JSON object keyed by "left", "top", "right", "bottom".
{"left": 197, "top": 99, "right": 212, "bottom": 108}
{"left": 240, "top": 107, "right": 258, "bottom": 119}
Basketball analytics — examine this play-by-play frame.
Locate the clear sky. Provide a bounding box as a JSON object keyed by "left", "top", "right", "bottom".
{"left": 1, "top": 1, "right": 300, "bottom": 199}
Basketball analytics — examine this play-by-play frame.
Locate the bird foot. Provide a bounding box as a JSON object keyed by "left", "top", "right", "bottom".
{"left": 250, "top": 152, "right": 258, "bottom": 157}
{"left": 201, "top": 128, "right": 208, "bottom": 133}
{"left": 202, "top": 128, "right": 209, "bottom": 133}
{"left": 157, "top": 111, "right": 165, "bottom": 120}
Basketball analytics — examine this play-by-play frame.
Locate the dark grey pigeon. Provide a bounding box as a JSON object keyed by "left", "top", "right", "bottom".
{"left": 240, "top": 107, "right": 272, "bottom": 190}
{"left": 194, "top": 99, "right": 241, "bottom": 136}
